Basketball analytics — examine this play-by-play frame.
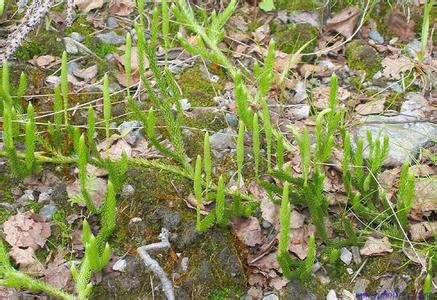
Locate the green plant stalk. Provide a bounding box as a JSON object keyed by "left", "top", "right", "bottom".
{"left": 216, "top": 175, "right": 225, "bottom": 225}
{"left": 301, "top": 234, "right": 315, "bottom": 280}
{"left": 237, "top": 120, "right": 245, "bottom": 183}
{"left": 194, "top": 155, "right": 202, "bottom": 231}
{"left": 261, "top": 98, "right": 272, "bottom": 172}
{"left": 78, "top": 134, "right": 97, "bottom": 213}
{"left": 17, "top": 72, "right": 28, "bottom": 99}
{"left": 162, "top": 0, "right": 169, "bottom": 64}
{"left": 423, "top": 273, "right": 432, "bottom": 300}
{"left": 53, "top": 85, "right": 63, "bottom": 147}
{"left": 396, "top": 163, "right": 415, "bottom": 230}
{"left": 276, "top": 133, "right": 284, "bottom": 170}
{"left": 24, "top": 103, "right": 36, "bottom": 173}
{"left": 97, "top": 180, "right": 116, "bottom": 248}
{"left": 419, "top": 0, "right": 434, "bottom": 63}
{"left": 252, "top": 114, "right": 260, "bottom": 177}
{"left": 2, "top": 60, "right": 10, "bottom": 97}
{"left": 278, "top": 182, "right": 290, "bottom": 255}
{"left": 61, "top": 51, "right": 69, "bottom": 126}
{"left": 203, "top": 132, "right": 212, "bottom": 186}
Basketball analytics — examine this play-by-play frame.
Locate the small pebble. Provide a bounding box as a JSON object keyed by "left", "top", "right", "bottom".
{"left": 181, "top": 257, "right": 189, "bottom": 272}
{"left": 225, "top": 113, "right": 239, "bottom": 127}
{"left": 113, "top": 259, "right": 127, "bottom": 272}
{"left": 346, "top": 268, "right": 354, "bottom": 275}
{"left": 340, "top": 247, "right": 353, "bottom": 265}
{"left": 262, "top": 294, "right": 278, "bottom": 300}
{"left": 121, "top": 184, "right": 135, "bottom": 198}
{"left": 40, "top": 203, "right": 57, "bottom": 221}
{"left": 351, "top": 246, "right": 362, "bottom": 265}
{"left": 107, "top": 16, "right": 119, "bottom": 29}
{"left": 326, "top": 289, "right": 338, "bottom": 300}
{"left": 96, "top": 31, "right": 126, "bottom": 45}
{"left": 70, "top": 32, "right": 84, "bottom": 43}
{"left": 369, "top": 30, "right": 384, "bottom": 44}
{"left": 38, "top": 191, "right": 52, "bottom": 204}
{"left": 261, "top": 220, "right": 272, "bottom": 229}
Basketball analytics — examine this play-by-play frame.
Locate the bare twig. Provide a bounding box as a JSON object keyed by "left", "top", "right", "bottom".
{"left": 137, "top": 228, "right": 175, "bottom": 300}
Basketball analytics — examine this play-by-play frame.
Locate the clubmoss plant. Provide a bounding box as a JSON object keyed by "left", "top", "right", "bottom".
{"left": 396, "top": 163, "right": 415, "bottom": 230}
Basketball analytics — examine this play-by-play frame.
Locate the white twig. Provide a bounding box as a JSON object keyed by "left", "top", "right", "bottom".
{"left": 137, "top": 228, "right": 175, "bottom": 300}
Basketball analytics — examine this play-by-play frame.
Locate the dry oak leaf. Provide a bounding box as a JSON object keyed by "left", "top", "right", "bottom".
{"left": 43, "top": 251, "right": 73, "bottom": 291}
{"left": 249, "top": 252, "right": 280, "bottom": 273}
{"left": 360, "top": 236, "right": 393, "bottom": 256}
{"left": 66, "top": 177, "right": 108, "bottom": 208}
{"left": 355, "top": 100, "right": 385, "bottom": 115}
{"left": 382, "top": 55, "right": 413, "bottom": 79}
{"left": 30, "top": 55, "right": 59, "bottom": 69}
{"left": 9, "top": 246, "right": 38, "bottom": 266}
{"left": 326, "top": 6, "right": 360, "bottom": 38}
{"left": 248, "top": 181, "right": 279, "bottom": 228}
{"left": 73, "top": 65, "right": 98, "bottom": 82}
{"left": 288, "top": 224, "right": 315, "bottom": 260}
{"left": 409, "top": 221, "right": 437, "bottom": 241}
{"left": 109, "top": 0, "right": 136, "bottom": 16}
{"left": 387, "top": 8, "right": 415, "bottom": 41}
{"left": 231, "top": 216, "right": 263, "bottom": 247}
{"left": 74, "top": 0, "right": 104, "bottom": 13}
{"left": 311, "top": 86, "right": 351, "bottom": 110}
{"left": 3, "top": 212, "right": 51, "bottom": 250}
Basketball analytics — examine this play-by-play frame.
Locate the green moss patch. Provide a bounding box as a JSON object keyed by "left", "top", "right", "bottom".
{"left": 275, "top": 0, "right": 319, "bottom": 10}
{"left": 176, "top": 65, "right": 223, "bottom": 107}
{"left": 346, "top": 40, "right": 382, "bottom": 80}
{"left": 273, "top": 23, "right": 318, "bottom": 54}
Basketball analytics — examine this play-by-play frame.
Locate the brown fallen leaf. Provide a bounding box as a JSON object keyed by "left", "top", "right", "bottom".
{"left": 9, "top": 246, "right": 37, "bottom": 266}
{"left": 248, "top": 181, "right": 279, "bottom": 228}
{"left": 288, "top": 224, "right": 315, "bottom": 260}
{"left": 29, "top": 55, "right": 59, "bottom": 69}
{"left": 73, "top": 65, "right": 98, "bottom": 82}
{"left": 43, "top": 251, "right": 73, "bottom": 291}
{"left": 231, "top": 217, "right": 263, "bottom": 247}
{"left": 184, "top": 193, "right": 211, "bottom": 215}
{"left": 410, "top": 177, "right": 437, "bottom": 220}
{"left": 66, "top": 177, "right": 108, "bottom": 208}
{"left": 311, "top": 86, "right": 351, "bottom": 110}
{"left": 108, "top": 0, "right": 136, "bottom": 16}
{"left": 382, "top": 55, "right": 413, "bottom": 80}
{"left": 269, "top": 276, "right": 289, "bottom": 291}
{"left": 408, "top": 164, "right": 434, "bottom": 177}
{"left": 249, "top": 252, "right": 280, "bottom": 273}
{"left": 409, "top": 221, "right": 437, "bottom": 241}
{"left": 3, "top": 212, "right": 51, "bottom": 250}
{"left": 326, "top": 6, "right": 360, "bottom": 38}
{"left": 360, "top": 236, "right": 393, "bottom": 256}
{"left": 74, "top": 0, "right": 104, "bottom": 13}
{"left": 355, "top": 100, "right": 385, "bottom": 115}
{"left": 387, "top": 8, "right": 415, "bottom": 41}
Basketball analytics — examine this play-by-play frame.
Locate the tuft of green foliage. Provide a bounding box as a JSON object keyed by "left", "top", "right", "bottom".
{"left": 396, "top": 163, "right": 415, "bottom": 230}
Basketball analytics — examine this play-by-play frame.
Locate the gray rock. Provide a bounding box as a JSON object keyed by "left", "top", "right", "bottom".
{"left": 340, "top": 247, "right": 353, "bottom": 265}
{"left": 70, "top": 32, "right": 84, "bottom": 43}
{"left": 283, "top": 279, "right": 317, "bottom": 300}
{"left": 241, "top": 296, "right": 253, "bottom": 300}
{"left": 64, "top": 37, "right": 79, "bottom": 54}
{"left": 262, "top": 294, "right": 279, "bottom": 300}
{"left": 289, "top": 104, "right": 310, "bottom": 120}
{"left": 176, "top": 221, "right": 200, "bottom": 250}
{"left": 39, "top": 203, "right": 57, "bottom": 221}
{"left": 209, "top": 128, "right": 236, "bottom": 150}
{"left": 96, "top": 31, "right": 126, "bottom": 45}
{"left": 181, "top": 257, "right": 189, "bottom": 272}
{"left": 198, "top": 260, "right": 214, "bottom": 282}
{"left": 0, "top": 202, "right": 15, "bottom": 211}
{"left": 113, "top": 259, "right": 127, "bottom": 272}
{"left": 352, "top": 96, "right": 437, "bottom": 166}
{"left": 288, "top": 11, "right": 321, "bottom": 28}
{"left": 17, "top": 190, "right": 35, "bottom": 206}
{"left": 117, "top": 121, "right": 142, "bottom": 145}
{"left": 353, "top": 279, "right": 370, "bottom": 300}
{"left": 107, "top": 17, "right": 119, "bottom": 29}
{"left": 262, "top": 220, "right": 272, "bottom": 229}
{"left": 293, "top": 81, "right": 308, "bottom": 104}
{"left": 369, "top": 30, "right": 384, "bottom": 44}
{"left": 326, "top": 290, "right": 338, "bottom": 300}
{"left": 225, "top": 113, "right": 239, "bottom": 127}
{"left": 388, "top": 82, "right": 404, "bottom": 93}
{"left": 405, "top": 39, "right": 421, "bottom": 60}
{"left": 351, "top": 246, "right": 362, "bottom": 265}
{"left": 67, "top": 61, "right": 80, "bottom": 75}
{"left": 155, "top": 206, "right": 182, "bottom": 231}
{"left": 121, "top": 184, "right": 135, "bottom": 198}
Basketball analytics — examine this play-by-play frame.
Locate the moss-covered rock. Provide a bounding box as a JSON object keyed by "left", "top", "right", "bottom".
{"left": 15, "top": 31, "right": 64, "bottom": 61}
{"left": 273, "top": 23, "right": 318, "bottom": 54}
{"left": 346, "top": 40, "right": 382, "bottom": 80}
{"left": 275, "top": 0, "right": 319, "bottom": 11}
{"left": 176, "top": 65, "right": 223, "bottom": 107}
